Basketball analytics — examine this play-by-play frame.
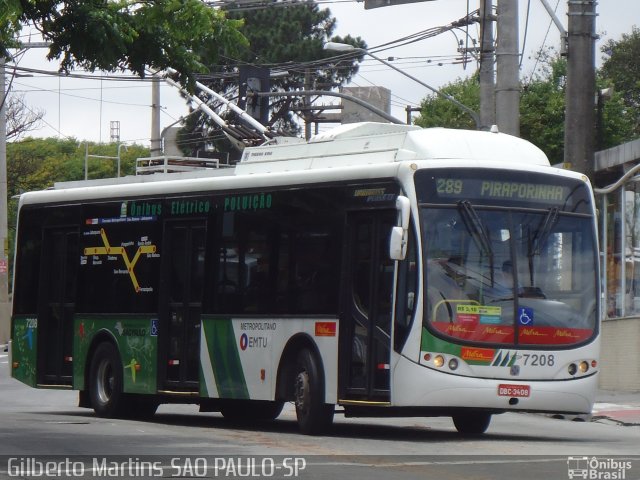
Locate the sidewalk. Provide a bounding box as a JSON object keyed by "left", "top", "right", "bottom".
{"left": 592, "top": 390, "right": 640, "bottom": 426}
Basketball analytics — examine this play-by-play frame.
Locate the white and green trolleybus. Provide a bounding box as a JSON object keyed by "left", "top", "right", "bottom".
{"left": 10, "top": 123, "right": 600, "bottom": 435}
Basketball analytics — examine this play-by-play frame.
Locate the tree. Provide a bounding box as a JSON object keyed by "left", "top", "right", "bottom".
{"left": 519, "top": 51, "right": 567, "bottom": 165}
{"left": 177, "top": 1, "right": 366, "bottom": 156}
{"left": 600, "top": 26, "right": 640, "bottom": 135}
{"left": 5, "top": 137, "right": 148, "bottom": 277}
{"left": 414, "top": 75, "right": 479, "bottom": 130}
{"left": 5, "top": 94, "right": 44, "bottom": 140}
{"left": 6, "top": 137, "right": 147, "bottom": 198}
{"left": 414, "top": 49, "right": 636, "bottom": 165}
{"left": 1, "top": 1, "right": 247, "bottom": 88}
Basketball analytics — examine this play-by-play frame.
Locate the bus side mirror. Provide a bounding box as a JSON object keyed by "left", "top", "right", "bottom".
{"left": 390, "top": 195, "right": 410, "bottom": 260}
{"left": 396, "top": 195, "right": 410, "bottom": 230}
{"left": 389, "top": 226, "right": 407, "bottom": 260}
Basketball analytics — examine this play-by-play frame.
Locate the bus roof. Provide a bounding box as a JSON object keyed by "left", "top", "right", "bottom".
{"left": 22, "top": 123, "right": 555, "bottom": 206}
{"left": 236, "top": 123, "right": 549, "bottom": 174}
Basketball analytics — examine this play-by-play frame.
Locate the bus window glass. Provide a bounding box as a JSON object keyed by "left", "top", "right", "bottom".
{"left": 13, "top": 213, "right": 43, "bottom": 314}
{"left": 422, "top": 207, "right": 597, "bottom": 346}
{"left": 244, "top": 228, "right": 272, "bottom": 313}
{"left": 77, "top": 203, "right": 161, "bottom": 314}
{"left": 417, "top": 169, "right": 598, "bottom": 348}
{"left": 216, "top": 212, "right": 244, "bottom": 313}
{"left": 353, "top": 222, "right": 372, "bottom": 316}
{"left": 393, "top": 225, "right": 418, "bottom": 352}
{"left": 210, "top": 190, "right": 342, "bottom": 315}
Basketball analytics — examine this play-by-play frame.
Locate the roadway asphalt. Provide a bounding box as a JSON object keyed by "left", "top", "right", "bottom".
{"left": 1, "top": 342, "right": 638, "bottom": 427}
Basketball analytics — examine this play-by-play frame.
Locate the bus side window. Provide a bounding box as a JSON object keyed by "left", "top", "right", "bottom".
{"left": 216, "top": 212, "right": 242, "bottom": 312}
{"left": 13, "top": 219, "right": 42, "bottom": 314}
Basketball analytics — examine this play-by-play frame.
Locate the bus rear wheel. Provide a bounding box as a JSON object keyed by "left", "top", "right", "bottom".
{"left": 89, "top": 342, "right": 126, "bottom": 418}
{"left": 452, "top": 412, "right": 492, "bottom": 435}
{"left": 293, "top": 349, "right": 334, "bottom": 435}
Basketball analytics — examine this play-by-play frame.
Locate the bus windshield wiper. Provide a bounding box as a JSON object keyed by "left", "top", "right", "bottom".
{"left": 457, "top": 200, "right": 494, "bottom": 281}
{"left": 527, "top": 207, "right": 559, "bottom": 287}
{"left": 531, "top": 207, "right": 559, "bottom": 256}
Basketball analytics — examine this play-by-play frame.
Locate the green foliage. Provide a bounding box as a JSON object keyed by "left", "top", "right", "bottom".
{"left": 414, "top": 75, "right": 479, "bottom": 130}
{"left": 1, "top": 1, "right": 247, "bottom": 87}
{"left": 5, "top": 137, "right": 149, "bottom": 283}
{"left": 224, "top": 3, "right": 364, "bottom": 88}
{"left": 7, "top": 138, "right": 148, "bottom": 198}
{"left": 0, "top": 0, "right": 21, "bottom": 55}
{"left": 519, "top": 54, "right": 567, "bottom": 165}
{"left": 179, "top": 1, "right": 366, "bottom": 155}
{"left": 600, "top": 26, "right": 640, "bottom": 134}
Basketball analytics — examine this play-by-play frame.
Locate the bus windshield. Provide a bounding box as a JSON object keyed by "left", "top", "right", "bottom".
{"left": 416, "top": 169, "right": 598, "bottom": 347}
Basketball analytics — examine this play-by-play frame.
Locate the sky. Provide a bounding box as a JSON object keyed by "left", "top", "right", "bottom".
{"left": 5, "top": 0, "right": 640, "bottom": 147}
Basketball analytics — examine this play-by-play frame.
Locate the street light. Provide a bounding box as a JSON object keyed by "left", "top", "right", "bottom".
{"left": 324, "top": 42, "right": 480, "bottom": 129}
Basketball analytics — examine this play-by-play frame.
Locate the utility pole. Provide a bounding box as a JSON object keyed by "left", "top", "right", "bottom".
{"left": 150, "top": 76, "right": 162, "bottom": 156}
{"left": 479, "top": 0, "right": 496, "bottom": 130}
{"left": 0, "top": 58, "right": 9, "bottom": 344}
{"left": 304, "top": 69, "right": 313, "bottom": 140}
{"left": 564, "top": 0, "right": 597, "bottom": 177}
{"left": 496, "top": 0, "right": 519, "bottom": 136}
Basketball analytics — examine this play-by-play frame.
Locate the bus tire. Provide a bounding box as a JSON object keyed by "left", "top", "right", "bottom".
{"left": 89, "top": 342, "right": 126, "bottom": 418}
{"left": 294, "top": 349, "right": 334, "bottom": 435}
{"left": 452, "top": 412, "right": 492, "bottom": 435}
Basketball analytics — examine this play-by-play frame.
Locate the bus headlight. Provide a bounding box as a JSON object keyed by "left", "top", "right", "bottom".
{"left": 568, "top": 363, "right": 577, "bottom": 375}
{"left": 579, "top": 361, "right": 589, "bottom": 373}
{"left": 433, "top": 355, "right": 445, "bottom": 368}
{"left": 448, "top": 358, "right": 459, "bottom": 371}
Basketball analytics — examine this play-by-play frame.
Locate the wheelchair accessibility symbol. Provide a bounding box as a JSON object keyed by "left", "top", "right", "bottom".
{"left": 518, "top": 307, "right": 534, "bottom": 326}
{"left": 150, "top": 318, "right": 159, "bottom": 336}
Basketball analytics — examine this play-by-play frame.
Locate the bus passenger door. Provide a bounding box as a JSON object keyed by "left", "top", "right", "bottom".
{"left": 159, "top": 220, "right": 207, "bottom": 392}
{"left": 340, "top": 211, "right": 395, "bottom": 402}
{"left": 38, "top": 227, "right": 78, "bottom": 386}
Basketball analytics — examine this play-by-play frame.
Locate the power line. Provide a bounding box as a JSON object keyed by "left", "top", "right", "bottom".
{"left": 12, "top": 81, "right": 153, "bottom": 108}
{"left": 528, "top": 0, "right": 561, "bottom": 83}
{"left": 7, "top": 64, "right": 155, "bottom": 82}
{"left": 520, "top": 0, "right": 532, "bottom": 67}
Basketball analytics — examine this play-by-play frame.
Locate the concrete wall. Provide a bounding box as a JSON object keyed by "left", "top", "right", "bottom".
{"left": 341, "top": 86, "right": 392, "bottom": 124}
{"left": 599, "top": 317, "right": 640, "bottom": 391}
{"left": 0, "top": 301, "right": 9, "bottom": 345}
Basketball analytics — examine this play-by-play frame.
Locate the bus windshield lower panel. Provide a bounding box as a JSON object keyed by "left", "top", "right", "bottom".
{"left": 421, "top": 206, "right": 597, "bottom": 347}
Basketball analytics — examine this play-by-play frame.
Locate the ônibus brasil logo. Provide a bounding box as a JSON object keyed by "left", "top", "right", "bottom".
{"left": 567, "top": 457, "right": 632, "bottom": 479}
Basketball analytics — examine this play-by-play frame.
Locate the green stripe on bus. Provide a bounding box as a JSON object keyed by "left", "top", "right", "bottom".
{"left": 11, "top": 315, "right": 38, "bottom": 387}
{"left": 204, "top": 318, "right": 249, "bottom": 399}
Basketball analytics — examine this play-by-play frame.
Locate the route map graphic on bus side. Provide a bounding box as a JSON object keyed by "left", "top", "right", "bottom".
{"left": 83, "top": 228, "right": 158, "bottom": 293}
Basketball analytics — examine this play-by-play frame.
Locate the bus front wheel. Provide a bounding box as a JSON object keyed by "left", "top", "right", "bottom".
{"left": 452, "top": 412, "right": 492, "bottom": 435}
{"left": 293, "top": 349, "right": 334, "bottom": 435}
{"left": 89, "top": 342, "right": 126, "bottom": 418}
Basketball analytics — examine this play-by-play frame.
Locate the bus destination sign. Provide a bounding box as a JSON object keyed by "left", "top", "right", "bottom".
{"left": 435, "top": 178, "right": 570, "bottom": 204}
